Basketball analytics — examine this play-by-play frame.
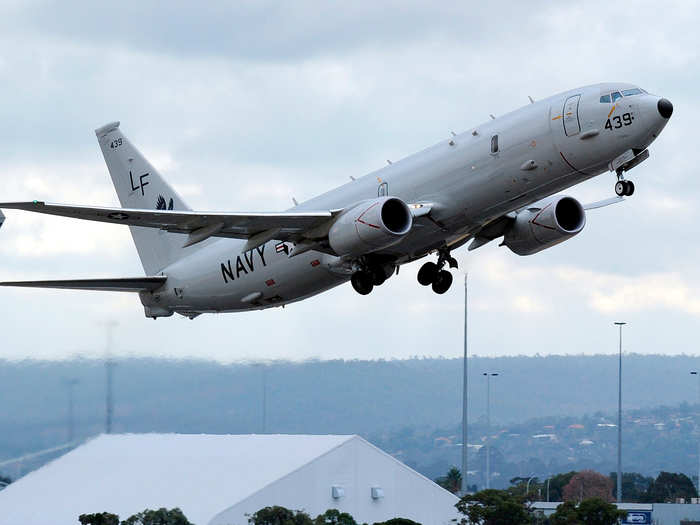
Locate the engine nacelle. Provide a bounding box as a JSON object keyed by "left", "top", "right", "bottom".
{"left": 502, "top": 195, "right": 586, "bottom": 256}
{"left": 328, "top": 197, "right": 413, "bottom": 257}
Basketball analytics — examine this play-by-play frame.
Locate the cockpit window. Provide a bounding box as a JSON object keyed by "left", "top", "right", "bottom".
{"left": 600, "top": 94, "right": 611, "bottom": 103}
{"left": 611, "top": 91, "right": 623, "bottom": 102}
{"left": 622, "top": 88, "right": 643, "bottom": 96}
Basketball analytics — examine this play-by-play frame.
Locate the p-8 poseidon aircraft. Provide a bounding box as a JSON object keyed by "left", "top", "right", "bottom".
{"left": 0, "top": 83, "right": 672, "bottom": 319}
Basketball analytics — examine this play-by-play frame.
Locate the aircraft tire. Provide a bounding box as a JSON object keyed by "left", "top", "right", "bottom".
{"left": 615, "top": 181, "right": 626, "bottom": 197}
{"left": 351, "top": 271, "right": 374, "bottom": 295}
{"left": 417, "top": 262, "right": 438, "bottom": 286}
{"left": 624, "top": 180, "right": 635, "bottom": 196}
{"left": 371, "top": 267, "right": 388, "bottom": 286}
{"left": 432, "top": 270, "right": 453, "bottom": 294}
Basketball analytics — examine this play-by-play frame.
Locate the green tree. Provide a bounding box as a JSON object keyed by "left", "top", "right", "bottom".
{"left": 550, "top": 498, "right": 626, "bottom": 525}
{"left": 435, "top": 467, "right": 462, "bottom": 494}
{"left": 546, "top": 472, "right": 576, "bottom": 502}
{"left": 249, "top": 506, "right": 313, "bottom": 525}
{"left": 78, "top": 512, "right": 120, "bottom": 525}
{"left": 643, "top": 471, "right": 698, "bottom": 503}
{"left": 508, "top": 477, "right": 540, "bottom": 498}
{"left": 608, "top": 472, "right": 654, "bottom": 503}
{"left": 547, "top": 501, "right": 578, "bottom": 525}
{"left": 121, "top": 507, "right": 193, "bottom": 525}
{"left": 456, "top": 489, "right": 534, "bottom": 525}
{"left": 315, "top": 509, "right": 357, "bottom": 525}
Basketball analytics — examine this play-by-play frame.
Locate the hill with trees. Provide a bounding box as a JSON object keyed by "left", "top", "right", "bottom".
{"left": 1, "top": 354, "right": 700, "bottom": 484}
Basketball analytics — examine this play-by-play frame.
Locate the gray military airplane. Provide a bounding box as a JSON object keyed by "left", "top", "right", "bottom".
{"left": 0, "top": 82, "right": 672, "bottom": 319}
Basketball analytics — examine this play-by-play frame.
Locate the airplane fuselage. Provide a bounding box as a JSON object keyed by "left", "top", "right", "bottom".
{"left": 148, "top": 82, "right": 670, "bottom": 316}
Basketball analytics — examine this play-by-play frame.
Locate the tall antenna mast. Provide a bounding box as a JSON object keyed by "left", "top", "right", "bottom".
{"left": 103, "top": 321, "right": 118, "bottom": 434}
{"left": 460, "top": 273, "right": 469, "bottom": 496}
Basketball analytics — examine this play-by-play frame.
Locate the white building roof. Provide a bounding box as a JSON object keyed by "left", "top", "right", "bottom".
{"left": 0, "top": 433, "right": 354, "bottom": 525}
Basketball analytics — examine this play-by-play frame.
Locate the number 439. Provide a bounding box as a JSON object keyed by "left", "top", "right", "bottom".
{"left": 605, "top": 113, "right": 633, "bottom": 130}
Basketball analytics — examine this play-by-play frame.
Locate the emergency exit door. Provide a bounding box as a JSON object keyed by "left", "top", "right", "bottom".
{"left": 563, "top": 95, "right": 581, "bottom": 137}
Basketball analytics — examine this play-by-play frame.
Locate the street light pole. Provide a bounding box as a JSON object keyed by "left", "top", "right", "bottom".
{"left": 483, "top": 372, "right": 498, "bottom": 489}
{"left": 614, "top": 321, "right": 626, "bottom": 503}
{"left": 461, "top": 273, "right": 469, "bottom": 496}
{"left": 691, "top": 371, "right": 700, "bottom": 495}
{"left": 526, "top": 475, "right": 536, "bottom": 496}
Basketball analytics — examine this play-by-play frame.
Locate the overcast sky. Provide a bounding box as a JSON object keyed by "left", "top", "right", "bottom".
{"left": 0, "top": 1, "right": 697, "bottom": 362}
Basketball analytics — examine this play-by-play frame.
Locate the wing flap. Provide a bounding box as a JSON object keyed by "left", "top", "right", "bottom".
{"left": 0, "top": 201, "right": 335, "bottom": 242}
{"left": 0, "top": 276, "right": 167, "bottom": 292}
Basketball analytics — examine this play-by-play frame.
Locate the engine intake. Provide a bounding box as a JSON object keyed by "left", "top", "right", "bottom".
{"left": 502, "top": 195, "right": 586, "bottom": 256}
{"left": 329, "top": 196, "right": 413, "bottom": 256}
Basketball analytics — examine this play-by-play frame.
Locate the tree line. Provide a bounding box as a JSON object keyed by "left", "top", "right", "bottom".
{"left": 436, "top": 466, "right": 698, "bottom": 503}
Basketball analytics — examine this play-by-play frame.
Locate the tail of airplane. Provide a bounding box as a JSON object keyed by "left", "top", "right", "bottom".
{"left": 95, "top": 122, "right": 192, "bottom": 275}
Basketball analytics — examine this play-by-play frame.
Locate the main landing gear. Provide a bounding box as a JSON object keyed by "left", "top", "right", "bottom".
{"left": 350, "top": 264, "right": 393, "bottom": 295}
{"left": 614, "top": 170, "right": 635, "bottom": 197}
{"left": 417, "top": 250, "right": 457, "bottom": 294}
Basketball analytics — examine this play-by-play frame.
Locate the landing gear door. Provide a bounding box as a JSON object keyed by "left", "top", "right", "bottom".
{"left": 563, "top": 95, "right": 581, "bottom": 137}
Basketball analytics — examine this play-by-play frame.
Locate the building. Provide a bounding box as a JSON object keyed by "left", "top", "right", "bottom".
{"left": 0, "top": 434, "right": 458, "bottom": 525}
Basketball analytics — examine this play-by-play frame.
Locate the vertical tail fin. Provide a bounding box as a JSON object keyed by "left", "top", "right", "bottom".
{"left": 95, "top": 122, "right": 191, "bottom": 275}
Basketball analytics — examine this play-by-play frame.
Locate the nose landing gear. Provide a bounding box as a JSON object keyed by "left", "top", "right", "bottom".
{"left": 614, "top": 170, "right": 635, "bottom": 197}
{"left": 417, "top": 249, "right": 457, "bottom": 294}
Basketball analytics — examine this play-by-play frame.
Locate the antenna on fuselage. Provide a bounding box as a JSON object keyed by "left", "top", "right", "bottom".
{"left": 291, "top": 197, "right": 298, "bottom": 206}
{"left": 489, "top": 114, "right": 496, "bottom": 120}
{"left": 528, "top": 96, "right": 535, "bottom": 104}
{"left": 386, "top": 160, "right": 392, "bottom": 165}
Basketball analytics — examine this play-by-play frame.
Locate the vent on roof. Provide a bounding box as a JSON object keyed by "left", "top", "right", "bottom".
{"left": 371, "top": 486, "right": 384, "bottom": 500}
{"left": 331, "top": 485, "right": 345, "bottom": 499}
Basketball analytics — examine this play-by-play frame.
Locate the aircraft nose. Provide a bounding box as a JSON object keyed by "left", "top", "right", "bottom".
{"left": 657, "top": 98, "right": 673, "bottom": 119}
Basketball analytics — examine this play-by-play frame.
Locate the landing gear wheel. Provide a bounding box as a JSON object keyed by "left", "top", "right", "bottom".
{"left": 432, "top": 270, "right": 453, "bottom": 294}
{"left": 417, "top": 262, "right": 439, "bottom": 286}
{"left": 371, "top": 267, "right": 388, "bottom": 286}
{"left": 615, "top": 181, "right": 626, "bottom": 196}
{"left": 351, "top": 271, "right": 374, "bottom": 295}
{"left": 624, "top": 180, "right": 635, "bottom": 196}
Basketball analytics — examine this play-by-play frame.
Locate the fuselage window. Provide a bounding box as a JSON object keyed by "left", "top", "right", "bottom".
{"left": 611, "top": 91, "right": 623, "bottom": 102}
{"left": 622, "top": 88, "right": 642, "bottom": 96}
{"left": 600, "top": 94, "right": 611, "bottom": 103}
{"left": 490, "top": 134, "right": 499, "bottom": 154}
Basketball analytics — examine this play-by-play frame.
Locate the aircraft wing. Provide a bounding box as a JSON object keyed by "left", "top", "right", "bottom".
{"left": 0, "top": 201, "right": 337, "bottom": 248}
{"left": 0, "top": 276, "right": 167, "bottom": 292}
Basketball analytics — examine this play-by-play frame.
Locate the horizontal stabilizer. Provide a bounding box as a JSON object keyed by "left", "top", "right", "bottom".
{"left": 0, "top": 276, "right": 167, "bottom": 292}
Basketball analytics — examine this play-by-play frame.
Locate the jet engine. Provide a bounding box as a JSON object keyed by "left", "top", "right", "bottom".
{"left": 328, "top": 196, "right": 413, "bottom": 257}
{"left": 502, "top": 195, "right": 586, "bottom": 256}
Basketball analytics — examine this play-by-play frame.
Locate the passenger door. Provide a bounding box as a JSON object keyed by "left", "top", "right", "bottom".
{"left": 563, "top": 95, "right": 581, "bottom": 137}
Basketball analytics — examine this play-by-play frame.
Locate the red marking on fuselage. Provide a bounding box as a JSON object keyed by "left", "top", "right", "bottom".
{"left": 310, "top": 259, "right": 320, "bottom": 267}
{"left": 356, "top": 202, "right": 381, "bottom": 229}
{"left": 265, "top": 279, "right": 275, "bottom": 286}
{"left": 559, "top": 151, "right": 588, "bottom": 176}
{"left": 530, "top": 202, "right": 557, "bottom": 231}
